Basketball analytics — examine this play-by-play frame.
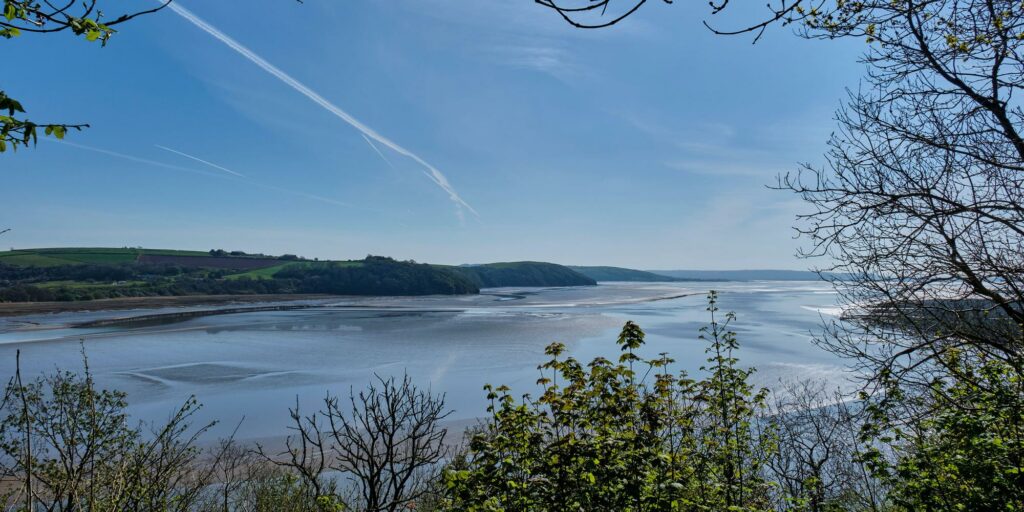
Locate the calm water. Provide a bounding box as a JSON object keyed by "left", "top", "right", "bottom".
{"left": 0, "top": 282, "right": 848, "bottom": 440}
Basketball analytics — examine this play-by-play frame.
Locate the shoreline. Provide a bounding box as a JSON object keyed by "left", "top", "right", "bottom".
{"left": 0, "top": 294, "right": 340, "bottom": 317}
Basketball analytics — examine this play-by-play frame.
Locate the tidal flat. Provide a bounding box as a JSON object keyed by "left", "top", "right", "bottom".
{"left": 0, "top": 282, "right": 848, "bottom": 440}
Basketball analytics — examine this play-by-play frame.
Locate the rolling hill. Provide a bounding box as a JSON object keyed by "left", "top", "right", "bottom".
{"left": 454, "top": 262, "right": 596, "bottom": 287}
{"left": 569, "top": 266, "right": 682, "bottom": 282}
{"left": 0, "top": 248, "right": 596, "bottom": 302}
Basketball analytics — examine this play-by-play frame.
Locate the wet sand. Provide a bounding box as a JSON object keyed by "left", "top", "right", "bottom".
{"left": 0, "top": 294, "right": 338, "bottom": 317}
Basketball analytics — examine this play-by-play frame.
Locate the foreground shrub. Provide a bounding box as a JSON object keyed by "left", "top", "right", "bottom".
{"left": 859, "top": 349, "right": 1024, "bottom": 512}
{"left": 0, "top": 352, "right": 212, "bottom": 511}
{"left": 442, "top": 291, "right": 775, "bottom": 511}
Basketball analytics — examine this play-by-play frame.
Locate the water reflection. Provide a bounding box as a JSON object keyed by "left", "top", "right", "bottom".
{"left": 0, "top": 282, "right": 847, "bottom": 440}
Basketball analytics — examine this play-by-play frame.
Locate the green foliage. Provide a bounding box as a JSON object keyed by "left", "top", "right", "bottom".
{"left": 235, "top": 473, "right": 343, "bottom": 512}
{"left": 858, "top": 350, "right": 1024, "bottom": 511}
{"left": 1, "top": 0, "right": 172, "bottom": 152}
{"left": 0, "top": 91, "right": 85, "bottom": 152}
{"left": 0, "top": 353, "right": 212, "bottom": 510}
{"left": 0, "top": 249, "right": 606, "bottom": 300}
{"left": 1, "top": 0, "right": 115, "bottom": 44}
{"left": 276, "top": 256, "right": 480, "bottom": 296}
{"left": 0, "top": 253, "right": 483, "bottom": 301}
{"left": 695, "top": 291, "right": 774, "bottom": 509}
{"left": 442, "top": 291, "right": 774, "bottom": 511}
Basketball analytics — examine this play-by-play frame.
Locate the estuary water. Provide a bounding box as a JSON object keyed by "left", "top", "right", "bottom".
{"left": 0, "top": 282, "right": 849, "bottom": 440}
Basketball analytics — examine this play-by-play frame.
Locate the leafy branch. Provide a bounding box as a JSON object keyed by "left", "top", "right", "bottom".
{"left": 0, "top": 91, "right": 86, "bottom": 152}
{"left": 1, "top": 1, "right": 174, "bottom": 151}
{"left": 1, "top": 0, "right": 174, "bottom": 43}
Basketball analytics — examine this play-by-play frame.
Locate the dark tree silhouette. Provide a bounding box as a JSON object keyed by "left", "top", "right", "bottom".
{"left": 535, "top": 0, "right": 806, "bottom": 40}
{"left": 258, "top": 375, "right": 451, "bottom": 512}
{"left": 534, "top": 0, "right": 665, "bottom": 29}
{"left": 771, "top": 0, "right": 1024, "bottom": 390}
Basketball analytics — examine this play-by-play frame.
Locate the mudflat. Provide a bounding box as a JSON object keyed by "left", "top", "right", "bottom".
{"left": 0, "top": 294, "right": 337, "bottom": 317}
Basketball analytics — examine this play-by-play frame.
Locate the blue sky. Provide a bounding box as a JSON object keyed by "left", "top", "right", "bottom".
{"left": 1, "top": 0, "right": 864, "bottom": 269}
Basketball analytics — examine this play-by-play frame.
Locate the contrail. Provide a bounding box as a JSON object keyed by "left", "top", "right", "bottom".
{"left": 361, "top": 134, "right": 394, "bottom": 169}
{"left": 155, "top": 144, "right": 245, "bottom": 177}
{"left": 55, "top": 140, "right": 354, "bottom": 209}
{"left": 54, "top": 140, "right": 223, "bottom": 179}
{"left": 164, "top": 2, "right": 479, "bottom": 218}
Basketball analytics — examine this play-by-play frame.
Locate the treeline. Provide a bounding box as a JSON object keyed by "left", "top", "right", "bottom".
{"left": 452, "top": 262, "right": 596, "bottom": 287}
{"left": 3, "top": 293, "right": 1018, "bottom": 511}
{"left": 207, "top": 249, "right": 303, "bottom": 260}
{"left": 0, "top": 257, "right": 480, "bottom": 302}
{"left": 0, "top": 279, "right": 292, "bottom": 302}
{"left": 0, "top": 257, "right": 601, "bottom": 303}
{"left": 276, "top": 256, "right": 479, "bottom": 296}
{"left": 0, "top": 262, "right": 192, "bottom": 283}
{"left": 0, "top": 262, "right": 283, "bottom": 302}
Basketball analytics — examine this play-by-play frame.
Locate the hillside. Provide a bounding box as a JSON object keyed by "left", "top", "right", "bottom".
{"left": 569, "top": 266, "right": 681, "bottom": 283}
{"left": 0, "top": 249, "right": 479, "bottom": 302}
{"left": 0, "top": 249, "right": 597, "bottom": 303}
{"left": 275, "top": 257, "right": 478, "bottom": 296}
{"left": 452, "top": 262, "right": 596, "bottom": 288}
{"left": 0, "top": 247, "right": 290, "bottom": 269}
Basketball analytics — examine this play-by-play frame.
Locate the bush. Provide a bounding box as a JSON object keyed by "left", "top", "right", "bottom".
{"left": 0, "top": 352, "right": 213, "bottom": 511}
{"left": 442, "top": 292, "right": 775, "bottom": 511}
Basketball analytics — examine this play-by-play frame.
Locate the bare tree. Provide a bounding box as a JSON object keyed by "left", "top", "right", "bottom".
{"left": 764, "top": 380, "right": 886, "bottom": 512}
{"left": 770, "top": 0, "right": 1024, "bottom": 393}
{"left": 198, "top": 437, "right": 312, "bottom": 512}
{"left": 533, "top": 0, "right": 663, "bottom": 29}
{"left": 535, "top": 0, "right": 1024, "bottom": 396}
{"left": 261, "top": 374, "right": 451, "bottom": 512}
{"left": 534, "top": 0, "right": 805, "bottom": 39}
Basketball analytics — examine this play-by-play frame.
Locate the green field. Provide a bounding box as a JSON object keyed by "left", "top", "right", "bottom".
{"left": 224, "top": 260, "right": 365, "bottom": 280}
{"left": 225, "top": 263, "right": 294, "bottom": 280}
{"left": 34, "top": 280, "right": 147, "bottom": 290}
{"left": 0, "top": 247, "right": 236, "bottom": 267}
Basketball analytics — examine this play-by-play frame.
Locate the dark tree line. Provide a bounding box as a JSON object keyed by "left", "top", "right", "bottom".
{"left": 0, "top": 257, "right": 482, "bottom": 302}
{"left": 277, "top": 256, "right": 479, "bottom": 296}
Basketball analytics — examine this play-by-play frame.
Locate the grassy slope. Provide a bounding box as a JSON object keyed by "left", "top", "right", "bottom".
{"left": 224, "top": 260, "right": 363, "bottom": 280}
{"left": 0, "top": 247, "right": 213, "bottom": 267}
{"left": 0, "top": 249, "right": 593, "bottom": 296}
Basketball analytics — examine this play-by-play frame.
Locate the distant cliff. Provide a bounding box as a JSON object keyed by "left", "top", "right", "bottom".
{"left": 453, "top": 262, "right": 596, "bottom": 288}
